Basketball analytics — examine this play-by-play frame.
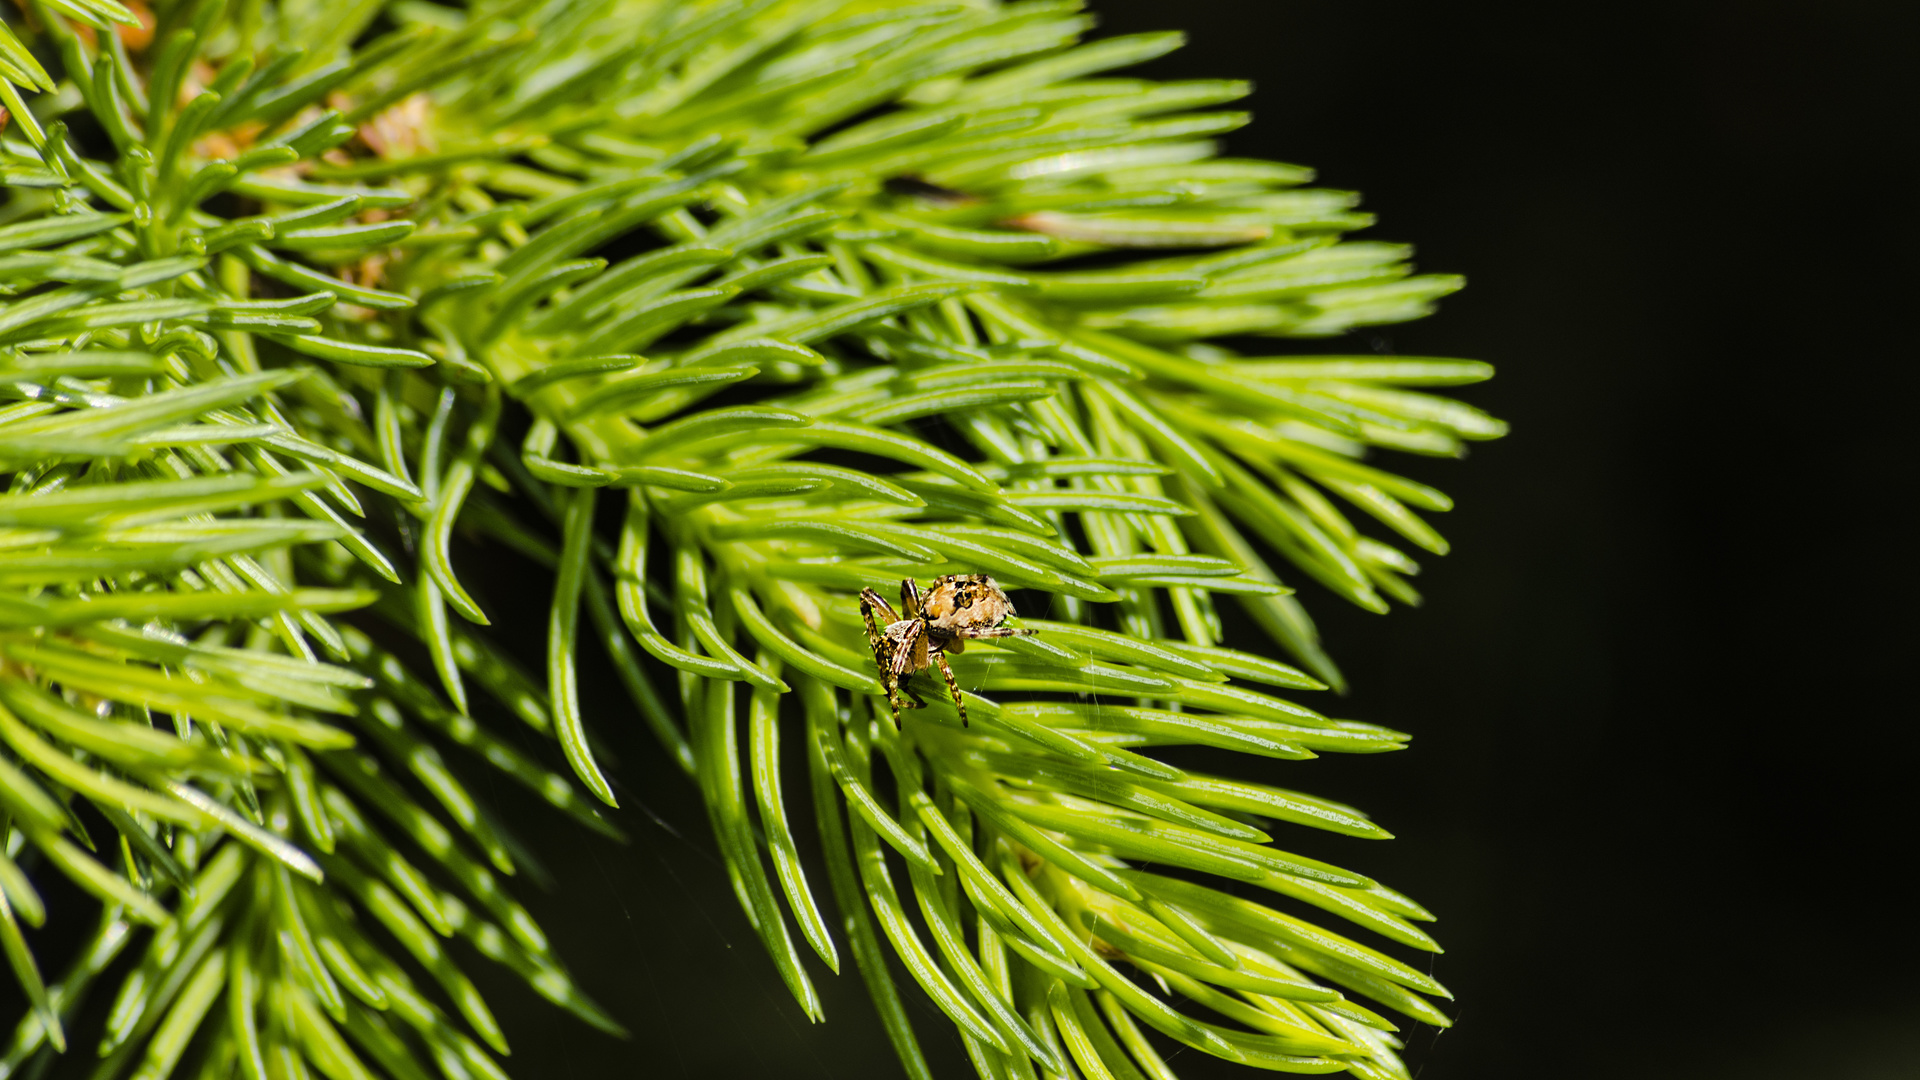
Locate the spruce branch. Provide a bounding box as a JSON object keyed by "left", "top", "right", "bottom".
{"left": 1, "top": 3, "right": 1504, "bottom": 1080}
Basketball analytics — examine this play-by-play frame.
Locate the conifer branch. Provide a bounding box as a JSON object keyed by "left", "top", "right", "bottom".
{"left": 1, "top": 3, "right": 1502, "bottom": 1078}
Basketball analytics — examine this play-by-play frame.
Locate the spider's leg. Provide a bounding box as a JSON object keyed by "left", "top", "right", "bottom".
{"left": 891, "top": 625, "right": 928, "bottom": 715}
{"left": 887, "top": 672, "right": 910, "bottom": 725}
{"left": 933, "top": 651, "right": 968, "bottom": 727}
{"left": 875, "top": 668, "right": 907, "bottom": 727}
{"left": 957, "top": 625, "right": 1036, "bottom": 640}
{"left": 861, "top": 588, "right": 899, "bottom": 627}
{"left": 900, "top": 578, "right": 922, "bottom": 618}
{"left": 861, "top": 589, "right": 899, "bottom": 659}
{"left": 890, "top": 621, "right": 924, "bottom": 679}
{"left": 861, "top": 589, "right": 905, "bottom": 726}
{"left": 875, "top": 637, "right": 908, "bottom": 726}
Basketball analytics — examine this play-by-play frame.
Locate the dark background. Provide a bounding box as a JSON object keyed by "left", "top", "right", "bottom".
{"left": 11, "top": 3, "right": 1919, "bottom": 1080}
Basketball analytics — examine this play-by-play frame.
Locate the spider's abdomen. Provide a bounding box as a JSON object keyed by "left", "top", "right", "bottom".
{"left": 923, "top": 573, "right": 1017, "bottom": 630}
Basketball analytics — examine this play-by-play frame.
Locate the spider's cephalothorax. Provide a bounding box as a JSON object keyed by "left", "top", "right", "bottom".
{"left": 859, "top": 574, "right": 1035, "bottom": 727}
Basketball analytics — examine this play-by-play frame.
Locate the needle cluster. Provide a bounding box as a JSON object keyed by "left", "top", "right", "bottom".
{"left": 0, "top": 3, "right": 1505, "bottom": 1079}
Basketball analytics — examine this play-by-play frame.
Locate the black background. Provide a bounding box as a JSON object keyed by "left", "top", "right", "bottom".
{"left": 11, "top": 2, "right": 1920, "bottom": 1079}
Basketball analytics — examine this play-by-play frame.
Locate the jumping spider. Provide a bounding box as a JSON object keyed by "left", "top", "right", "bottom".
{"left": 860, "top": 574, "right": 1034, "bottom": 727}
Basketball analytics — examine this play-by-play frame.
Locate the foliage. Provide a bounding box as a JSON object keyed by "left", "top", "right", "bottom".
{"left": 0, "top": 2, "right": 1504, "bottom": 1079}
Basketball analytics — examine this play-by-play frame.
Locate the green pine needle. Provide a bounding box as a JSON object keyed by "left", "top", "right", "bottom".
{"left": 0, "top": 2, "right": 1503, "bottom": 1079}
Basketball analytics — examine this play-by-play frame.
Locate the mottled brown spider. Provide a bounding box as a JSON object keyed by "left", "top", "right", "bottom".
{"left": 860, "top": 574, "right": 1035, "bottom": 727}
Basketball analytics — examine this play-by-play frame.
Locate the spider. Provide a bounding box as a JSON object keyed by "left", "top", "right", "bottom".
{"left": 860, "top": 574, "right": 1035, "bottom": 727}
